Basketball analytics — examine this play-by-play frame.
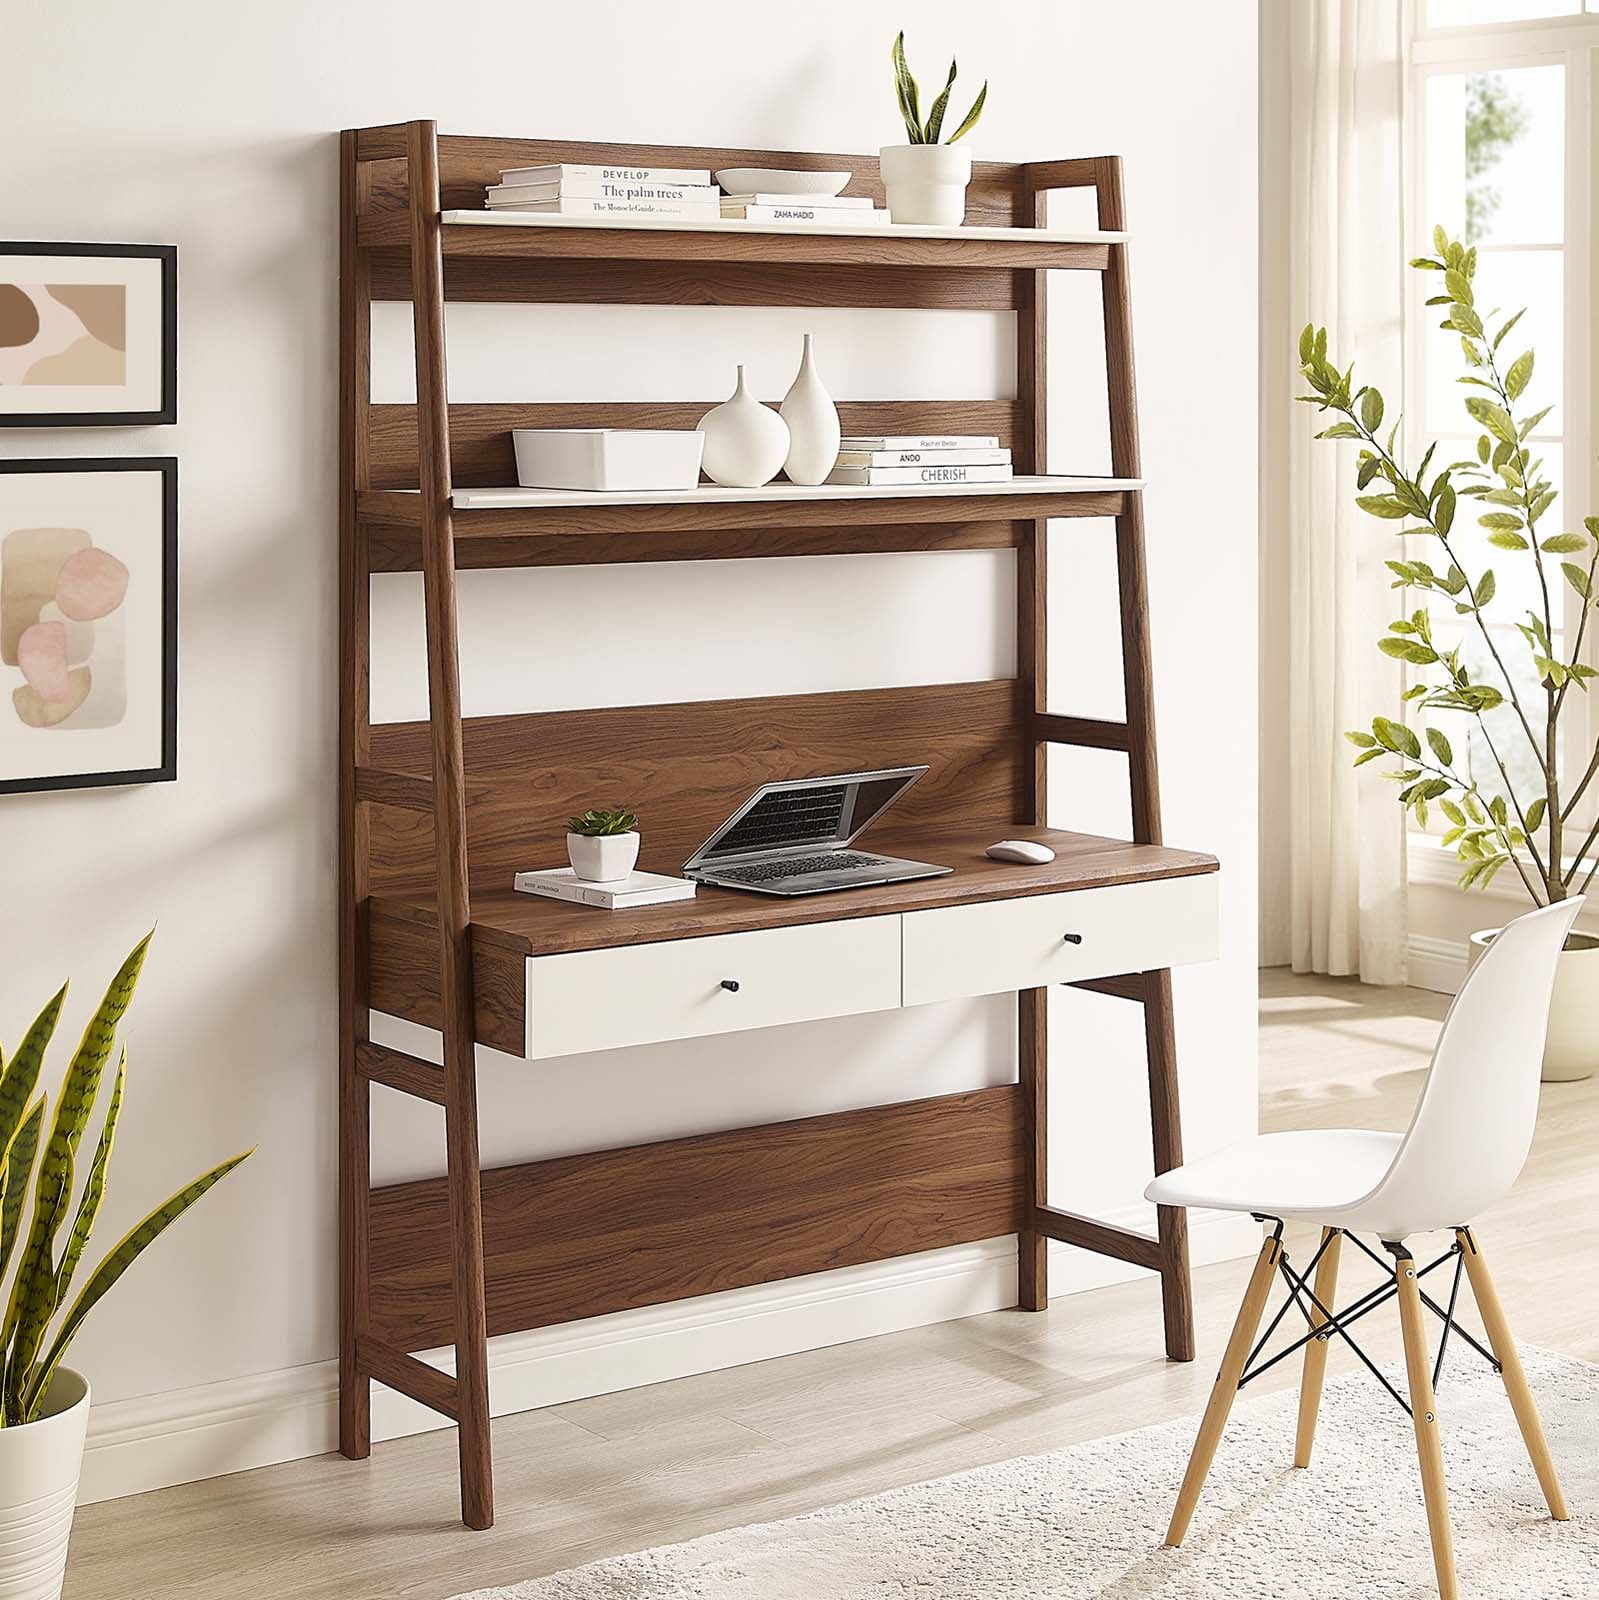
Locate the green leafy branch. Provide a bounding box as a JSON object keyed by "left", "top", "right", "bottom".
{"left": 1300, "top": 225, "right": 1599, "bottom": 904}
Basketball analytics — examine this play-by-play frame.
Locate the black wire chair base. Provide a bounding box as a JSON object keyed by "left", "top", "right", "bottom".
{"left": 1235, "top": 1220, "right": 1500, "bottom": 1419}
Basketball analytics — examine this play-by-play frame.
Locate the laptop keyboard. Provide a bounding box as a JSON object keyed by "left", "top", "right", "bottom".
{"left": 714, "top": 852, "right": 888, "bottom": 884}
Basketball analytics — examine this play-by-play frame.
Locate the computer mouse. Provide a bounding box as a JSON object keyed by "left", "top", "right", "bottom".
{"left": 986, "top": 839, "right": 1056, "bottom": 864}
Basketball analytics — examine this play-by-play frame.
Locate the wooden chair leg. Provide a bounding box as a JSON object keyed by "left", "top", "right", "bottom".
{"left": 1165, "top": 1230, "right": 1283, "bottom": 1546}
{"left": 1293, "top": 1228, "right": 1342, "bottom": 1468}
{"left": 1457, "top": 1228, "right": 1568, "bottom": 1520}
{"left": 1395, "top": 1248, "right": 1459, "bottom": 1600}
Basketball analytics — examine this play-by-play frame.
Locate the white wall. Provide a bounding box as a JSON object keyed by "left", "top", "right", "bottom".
{"left": 2, "top": 0, "right": 1259, "bottom": 1500}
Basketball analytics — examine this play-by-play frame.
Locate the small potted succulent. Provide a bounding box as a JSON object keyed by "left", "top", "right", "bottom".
{"left": 880, "top": 31, "right": 988, "bottom": 226}
{"left": 0, "top": 933, "right": 251, "bottom": 1600}
{"left": 566, "top": 808, "right": 641, "bottom": 883}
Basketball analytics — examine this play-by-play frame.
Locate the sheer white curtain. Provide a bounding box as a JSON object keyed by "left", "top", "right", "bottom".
{"left": 1280, "top": 0, "right": 1410, "bottom": 982}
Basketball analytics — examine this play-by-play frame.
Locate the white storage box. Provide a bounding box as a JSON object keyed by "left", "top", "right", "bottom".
{"left": 512, "top": 428, "right": 706, "bottom": 491}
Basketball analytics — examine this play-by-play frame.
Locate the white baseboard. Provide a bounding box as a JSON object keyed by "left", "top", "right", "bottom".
{"left": 78, "top": 1206, "right": 1258, "bottom": 1506}
{"left": 1407, "top": 932, "right": 1468, "bottom": 995}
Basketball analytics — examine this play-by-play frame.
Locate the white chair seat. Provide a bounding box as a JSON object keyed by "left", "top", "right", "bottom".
{"left": 1146, "top": 1129, "right": 1403, "bottom": 1223}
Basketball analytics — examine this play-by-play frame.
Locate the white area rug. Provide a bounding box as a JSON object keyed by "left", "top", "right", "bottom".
{"left": 453, "top": 1348, "right": 1599, "bottom": 1598}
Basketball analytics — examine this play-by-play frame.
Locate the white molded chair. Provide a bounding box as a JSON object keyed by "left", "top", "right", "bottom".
{"left": 1147, "top": 897, "right": 1583, "bottom": 1600}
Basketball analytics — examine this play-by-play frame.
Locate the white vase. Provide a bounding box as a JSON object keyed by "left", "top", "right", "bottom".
{"left": 879, "top": 143, "right": 972, "bottom": 226}
{"left": 1467, "top": 926, "right": 1599, "bottom": 1081}
{"left": 780, "top": 335, "right": 841, "bottom": 485}
{"left": 696, "top": 365, "right": 790, "bottom": 488}
{"left": 567, "top": 831, "right": 640, "bottom": 884}
{"left": 0, "top": 1368, "right": 90, "bottom": 1600}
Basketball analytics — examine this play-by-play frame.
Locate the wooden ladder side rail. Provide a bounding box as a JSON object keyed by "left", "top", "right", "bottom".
{"left": 1019, "top": 155, "right": 1193, "bottom": 1362}
{"left": 407, "top": 118, "right": 496, "bottom": 1531}
{"left": 337, "top": 127, "right": 375, "bottom": 1468}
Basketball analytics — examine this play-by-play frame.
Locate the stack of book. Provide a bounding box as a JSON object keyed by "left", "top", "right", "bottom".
{"left": 825, "top": 435, "right": 1015, "bottom": 487}
{"left": 514, "top": 866, "right": 697, "bottom": 910}
{"left": 484, "top": 163, "right": 720, "bottom": 222}
{"left": 718, "top": 192, "right": 889, "bottom": 228}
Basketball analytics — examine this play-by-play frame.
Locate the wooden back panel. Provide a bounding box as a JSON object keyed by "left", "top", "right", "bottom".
{"left": 360, "top": 136, "right": 1026, "bottom": 228}
{"left": 367, "top": 679, "right": 1027, "bottom": 891}
{"left": 368, "top": 401, "right": 1031, "bottom": 489}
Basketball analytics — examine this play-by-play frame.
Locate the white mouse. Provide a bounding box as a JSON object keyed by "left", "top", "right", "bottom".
{"left": 986, "top": 839, "right": 1056, "bottom": 864}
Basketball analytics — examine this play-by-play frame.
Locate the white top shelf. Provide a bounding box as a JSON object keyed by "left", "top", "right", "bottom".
{"left": 440, "top": 209, "right": 1128, "bottom": 246}
{"left": 450, "top": 475, "right": 1144, "bottom": 511}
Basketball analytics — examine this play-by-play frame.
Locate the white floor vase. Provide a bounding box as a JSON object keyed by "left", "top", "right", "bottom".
{"left": 0, "top": 1369, "right": 90, "bottom": 1600}
{"left": 451, "top": 1347, "right": 1599, "bottom": 1600}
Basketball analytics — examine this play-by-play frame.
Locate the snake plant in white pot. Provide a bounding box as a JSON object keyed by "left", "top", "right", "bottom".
{"left": 0, "top": 933, "right": 251, "bottom": 1600}
{"left": 880, "top": 32, "right": 987, "bottom": 226}
{"left": 1300, "top": 226, "right": 1599, "bottom": 1081}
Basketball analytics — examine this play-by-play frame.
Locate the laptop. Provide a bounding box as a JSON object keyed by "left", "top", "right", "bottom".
{"left": 683, "top": 767, "right": 953, "bottom": 897}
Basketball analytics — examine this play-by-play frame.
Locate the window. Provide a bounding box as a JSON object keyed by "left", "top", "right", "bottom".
{"left": 1406, "top": 6, "right": 1599, "bottom": 874}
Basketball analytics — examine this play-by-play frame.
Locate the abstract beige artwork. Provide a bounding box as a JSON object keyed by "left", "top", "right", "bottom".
{"left": 0, "top": 245, "right": 174, "bottom": 425}
{"left": 0, "top": 283, "right": 127, "bottom": 386}
{"left": 0, "top": 459, "right": 175, "bottom": 793}
{"left": 1, "top": 527, "right": 129, "bottom": 728}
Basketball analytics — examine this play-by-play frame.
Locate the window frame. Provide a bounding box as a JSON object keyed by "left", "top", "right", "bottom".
{"left": 1403, "top": 1, "right": 1599, "bottom": 882}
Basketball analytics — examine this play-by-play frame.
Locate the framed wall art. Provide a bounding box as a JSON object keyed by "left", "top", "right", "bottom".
{"left": 0, "top": 243, "right": 177, "bottom": 426}
{"left": 0, "top": 458, "right": 177, "bottom": 794}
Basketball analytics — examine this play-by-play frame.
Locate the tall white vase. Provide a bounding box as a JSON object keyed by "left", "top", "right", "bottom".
{"left": 0, "top": 1368, "right": 90, "bottom": 1600}
{"left": 696, "top": 365, "right": 790, "bottom": 488}
{"left": 780, "top": 334, "right": 841, "bottom": 485}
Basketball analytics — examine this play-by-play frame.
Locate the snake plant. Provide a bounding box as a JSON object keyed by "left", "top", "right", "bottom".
{"left": 891, "top": 32, "right": 987, "bottom": 145}
{"left": 0, "top": 933, "right": 251, "bottom": 1426}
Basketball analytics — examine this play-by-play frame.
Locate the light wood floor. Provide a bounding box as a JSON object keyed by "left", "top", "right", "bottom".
{"left": 64, "top": 972, "right": 1598, "bottom": 1599}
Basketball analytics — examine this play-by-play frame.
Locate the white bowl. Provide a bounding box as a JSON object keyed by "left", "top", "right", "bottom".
{"left": 513, "top": 428, "right": 705, "bottom": 492}
{"left": 714, "top": 168, "right": 851, "bottom": 197}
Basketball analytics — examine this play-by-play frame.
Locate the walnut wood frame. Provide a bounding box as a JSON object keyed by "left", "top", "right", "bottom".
{"left": 339, "top": 123, "right": 1198, "bottom": 1531}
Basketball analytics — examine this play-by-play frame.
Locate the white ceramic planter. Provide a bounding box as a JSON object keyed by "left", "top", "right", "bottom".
{"left": 0, "top": 1368, "right": 90, "bottom": 1600}
{"left": 780, "top": 335, "right": 841, "bottom": 485}
{"left": 879, "top": 143, "right": 972, "bottom": 226}
{"left": 1468, "top": 927, "right": 1599, "bottom": 1082}
{"left": 696, "top": 365, "right": 790, "bottom": 488}
{"left": 567, "top": 830, "right": 640, "bottom": 884}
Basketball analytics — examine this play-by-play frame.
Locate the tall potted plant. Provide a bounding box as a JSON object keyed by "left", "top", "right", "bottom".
{"left": 0, "top": 933, "right": 251, "bottom": 1598}
{"left": 880, "top": 32, "right": 987, "bottom": 226}
{"left": 1300, "top": 226, "right": 1599, "bottom": 1080}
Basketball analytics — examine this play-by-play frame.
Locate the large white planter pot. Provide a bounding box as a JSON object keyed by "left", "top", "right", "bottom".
{"left": 879, "top": 143, "right": 972, "bottom": 226}
{"left": 1468, "top": 927, "right": 1599, "bottom": 1082}
{"left": 0, "top": 1368, "right": 90, "bottom": 1600}
{"left": 566, "top": 830, "right": 639, "bottom": 884}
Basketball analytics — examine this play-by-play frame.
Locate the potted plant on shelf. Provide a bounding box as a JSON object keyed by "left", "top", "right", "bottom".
{"left": 880, "top": 32, "right": 987, "bottom": 227}
{"left": 567, "top": 808, "right": 641, "bottom": 883}
{"left": 1300, "top": 225, "right": 1599, "bottom": 1081}
{"left": 0, "top": 932, "right": 252, "bottom": 1599}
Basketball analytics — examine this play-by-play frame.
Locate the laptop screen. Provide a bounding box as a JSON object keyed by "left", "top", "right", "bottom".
{"left": 689, "top": 769, "right": 925, "bottom": 867}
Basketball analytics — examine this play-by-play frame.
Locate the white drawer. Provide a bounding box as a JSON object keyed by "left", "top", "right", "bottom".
{"left": 901, "top": 873, "right": 1218, "bottom": 1008}
{"left": 526, "top": 915, "right": 902, "bottom": 1059}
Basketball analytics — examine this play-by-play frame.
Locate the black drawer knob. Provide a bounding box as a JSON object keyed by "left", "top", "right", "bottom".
{"left": 1061, "top": 933, "right": 1084, "bottom": 945}
{"left": 720, "top": 979, "right": 741, "bottom": 993}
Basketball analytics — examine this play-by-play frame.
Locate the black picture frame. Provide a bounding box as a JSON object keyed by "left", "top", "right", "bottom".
{"left": 0, "top": 243, "right": 177, "bottom": 427}
{"left": 0, "top": 457, "right": 177, "bottom": 794}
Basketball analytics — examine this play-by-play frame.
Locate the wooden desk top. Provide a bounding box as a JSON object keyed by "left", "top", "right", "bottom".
{"left": 371, "top": 825, "right": 1219, "bottom": 960}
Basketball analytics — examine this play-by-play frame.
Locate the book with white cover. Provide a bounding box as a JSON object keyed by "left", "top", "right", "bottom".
{"left": 825, "top": 463, "right": 1015, "bottom": 487}
{"left": 514, "top": 867, "right": 698, "bottom": 909}
{"left": 718, "top": 192, "right": 875, "bottom": 209}
{"left": 487, "top": 179, "right": 718, "bottom": 204}
{"left": 720, "top": 204, "right": 889, "bottom": 226}
{"left": 834, "top": 446, "right": 1011, "bottom": 468}
{"left": 499, "top": 162, "right": 713, "bottom": 186}
{"left": 838, "top": 434, "right": 1001, "bottom": 451}
{"left": 486, "top": 197, "right": 721, "bottom": 220}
